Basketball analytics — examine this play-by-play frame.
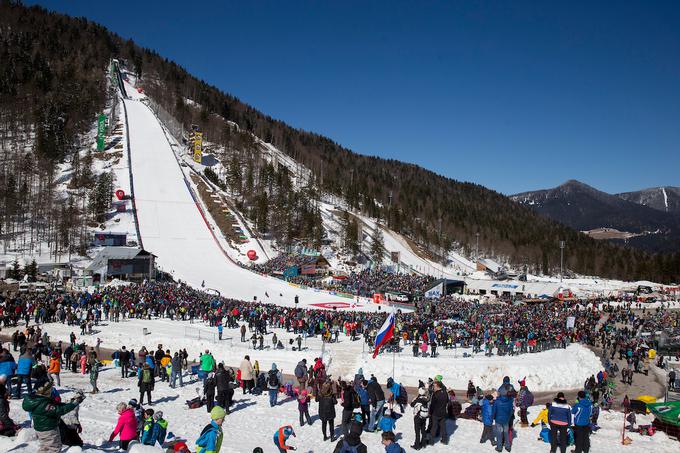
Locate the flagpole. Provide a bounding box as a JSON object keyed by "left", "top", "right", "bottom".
{"left": 392, "top": 303, "right": 396, "bottom": 380}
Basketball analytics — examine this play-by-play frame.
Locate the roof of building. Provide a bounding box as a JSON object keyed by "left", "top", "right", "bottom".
{"left": 478, "top": 258, "right": 503, "bottom": 273}
{"left": 86, "top": 247, "right": 154, "bottom": 272}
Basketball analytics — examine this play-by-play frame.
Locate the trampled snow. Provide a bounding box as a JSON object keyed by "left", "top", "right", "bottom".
{"left": 1, "top": 323, "right": 676, "bottom": 453}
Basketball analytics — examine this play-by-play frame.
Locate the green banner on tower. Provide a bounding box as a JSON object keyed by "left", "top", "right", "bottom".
{"left": 97, "top": 114, "right": 106, "bottom": 151}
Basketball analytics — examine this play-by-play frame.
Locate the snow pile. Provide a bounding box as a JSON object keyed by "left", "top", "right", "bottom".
{"left": 40, "top": 318, "right": 600, "bottom": 392}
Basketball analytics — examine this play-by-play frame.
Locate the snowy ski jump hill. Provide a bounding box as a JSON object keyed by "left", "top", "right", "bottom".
{"left": 121, "top": 83, "right": 380, "bottom": 311}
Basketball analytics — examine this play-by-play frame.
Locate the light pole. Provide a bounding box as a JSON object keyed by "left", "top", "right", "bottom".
{"left": 438, "top": 218, "right": 444, "bottom": 280}
{"left": 475, "top": 232, "right": 480, "bottom": 263}
{"left": 559, "top": 240, "right": 565, "bottom": 283}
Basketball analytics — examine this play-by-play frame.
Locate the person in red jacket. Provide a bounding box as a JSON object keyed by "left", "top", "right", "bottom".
{"left": 109, "top": 402, "right": 138, "bottom": 450}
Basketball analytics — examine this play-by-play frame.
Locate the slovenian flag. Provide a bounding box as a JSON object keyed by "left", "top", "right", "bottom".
{"left": 373, "top": 311, "right": 396, "bottom": 358}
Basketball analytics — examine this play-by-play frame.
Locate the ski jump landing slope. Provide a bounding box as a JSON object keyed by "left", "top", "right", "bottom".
{"left": 124, "top": 98, "right": 369, "bottom": 310}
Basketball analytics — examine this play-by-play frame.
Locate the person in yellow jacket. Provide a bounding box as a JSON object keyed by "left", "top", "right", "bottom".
{"left": 531, "top": 403, "right": 550, "bottom": 427}
{"left": 160, "top": 350, "right": 172, "bottom": 383}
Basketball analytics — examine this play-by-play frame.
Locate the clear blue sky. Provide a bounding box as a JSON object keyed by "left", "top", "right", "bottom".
{"left": 29, "top": 0, "right": 680, "bottom": 194}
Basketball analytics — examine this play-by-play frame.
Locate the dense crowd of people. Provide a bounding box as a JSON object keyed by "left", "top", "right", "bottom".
{"left": 0, "top": 280, "right": 678, "bottom": 452}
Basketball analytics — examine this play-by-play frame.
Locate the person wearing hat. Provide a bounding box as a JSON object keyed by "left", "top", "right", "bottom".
{"left": 516, "top": 378, "right": 534, "bottom": 427}
{"left": 22, "top": 381, "right": 83, "bottom": 453}
{"left": 273, "top": 425, "right": 296, "bottom": 452}
{"left": 195, "top": 406, "right": 225, "bottom": 453}
{"left": 429, "top": 380, "right": 449, "bottom": 445}
{"left": 316, "top": 381, "right": 337, "bottom": 441}
{"left": 548, "top": 392, "right": 572, "bottom": 453}
{"left": 571, "top": 391, "right": 592, "bottom": 453}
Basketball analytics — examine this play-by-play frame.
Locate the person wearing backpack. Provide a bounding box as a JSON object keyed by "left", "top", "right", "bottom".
{"left": 138, "top": 362, "right": 154, "bottom": 405}
{"left": 196, "top": 406, "right": 225, "bottom": 453}
{"left": 341, "top": 381, "right": 359, "bottom": 435}
{"left": 410, "top": 387, "right": 430, "bottom": 450}
{"left": 294, "top": 359, "right": 308, "bottom": 389}
{"left": 267, "top": 363, "right": 283, "bottom": 407}
{"left": 332, "top": 431, "right": 367, "bottom": 453}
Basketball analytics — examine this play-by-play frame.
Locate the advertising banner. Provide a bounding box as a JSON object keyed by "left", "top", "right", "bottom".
{"left": 193, "top": 132, "right": 203, "bottom": 163}
{"left": 97, "top": 114, "right": 106, "bottom": 151}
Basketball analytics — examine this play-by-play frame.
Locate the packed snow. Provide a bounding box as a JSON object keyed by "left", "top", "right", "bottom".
{"left": 0, "top": 332, "right": 676, "bottom": 453}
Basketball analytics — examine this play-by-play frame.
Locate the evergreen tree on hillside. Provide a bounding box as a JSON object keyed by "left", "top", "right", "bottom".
{"left": 370, "top": 226, "right": 385, "bottom": 267}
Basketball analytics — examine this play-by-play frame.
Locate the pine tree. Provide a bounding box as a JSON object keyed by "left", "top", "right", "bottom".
{"left": 370, "top": 225, "right": 386, "bottom": 267}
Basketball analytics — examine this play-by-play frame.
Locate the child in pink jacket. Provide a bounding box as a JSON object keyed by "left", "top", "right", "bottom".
{"left": 109, "top": 402, "right": 138, "bottom": 450}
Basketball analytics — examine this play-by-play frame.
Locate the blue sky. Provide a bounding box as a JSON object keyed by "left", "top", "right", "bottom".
{"left": 29, "top": 1, "right": 680, "bottom": 194}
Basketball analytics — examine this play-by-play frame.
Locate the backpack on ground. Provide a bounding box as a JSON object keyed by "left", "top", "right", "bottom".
{"left": 396, "top": 384, "right": 408, "bottom": 404}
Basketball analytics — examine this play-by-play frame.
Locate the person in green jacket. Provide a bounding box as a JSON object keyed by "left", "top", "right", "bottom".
{"left": 22, "top": 381, "right": 84, "bottom": 453}
{"left": 200, "top": 350, "right": 216, "bottom": 383}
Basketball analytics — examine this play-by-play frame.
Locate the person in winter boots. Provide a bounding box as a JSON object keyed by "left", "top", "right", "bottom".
{"left": 14, "top": 348, "right": 35, "bottom": 398}
{"left": 214, "top": 363, "right": 232, "bottom": 413}
{"left": 204, "top": 372, "right": 217, "bottom": 413}
{"left": 239, "top": 355, "right": 254, "bottom": 394}
{"left": 294, "top": 359, "right": 308, "bottom": 389}
{"left": 356, "top": 380, "right": 370, "bottom": 427}
{"left": 268, "top": 363, "right": 283, "bottom": 407}
{"left": 492, "top": 393, "right": 514, "bottom": 452}
{"left": 381, "top": 430, "right": 405, "bottom": 453}
{"left": 22, "top": 381, "right": 83, "bottom": 453}
{"left": 571, "top": 391, "right": 593, "bottom": 453}
{"left": 367, "top": 376, "right": 385, "bottom": 432}
{"left": 341, "top": 381, "right": 359, "bottom": 435}
{"left": 410, "top": 386, "right": 430, "bottom": 450}
{"left": 429, "top": 380, "right": 449, "bottom": 445}
{"left": 516, "top": 379, "right": 534, "bottom": 426}
{"left": 89, "top": 360, "right": 102, "bottom": 393}
{"left": 196, "top": 406, "right": 225, "bottom": 453}
{"left": 316, "top": 381, "right": 337, "bottom": 441}
{"left": 480, "top": 394, "right": 496, "bottom": 447}
{"left": 138, "top": 362, "right": 154, "bottom": 405}
{"left": 297, "top": 389, "right": 312, "bottom": 426}
{"left": 273, "top": 425, "right": 296, "bottom": 452}
{"left": 467, "top": 380, "right": 477, "bottom": 401}
{"left": 548, "top": 392, "right": 572, "bottom": 453}
{"left": 48, "top": 352, "right": 61, "bottom": 386}
{"left": 170, "top": 351, "right": 183, "bottom": 388}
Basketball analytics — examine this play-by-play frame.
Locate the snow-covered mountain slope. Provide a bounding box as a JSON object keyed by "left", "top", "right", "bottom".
{"left": 122, "top": 83, "right": 379, "bottom": 310}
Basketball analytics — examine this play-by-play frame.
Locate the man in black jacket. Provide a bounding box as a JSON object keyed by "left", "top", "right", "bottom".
{"left": 119, "top": 347, "right": 131, "bottom": 379}
{"left": 367, "top": 376, "right": 385, "bottom": 432}
{"left": 341, "top": 382, "right": 358, "bottom": 435}
{"left": 214, "top": 363, "right": 233, "bottom": 413}
{"left": 429, "top": 381, "right": 449, "bottom": 445}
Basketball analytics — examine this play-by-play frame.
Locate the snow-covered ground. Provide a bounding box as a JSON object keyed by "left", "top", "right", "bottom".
{"left": 0, "top": 339, "right": 675, "bottom": 453}
{"left": 37, "top": 318, "right": 601, "bottom": 392}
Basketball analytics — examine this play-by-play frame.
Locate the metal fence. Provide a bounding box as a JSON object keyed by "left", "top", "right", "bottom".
{"left": 145, "top": 97, "right": 185, "bottom": 145}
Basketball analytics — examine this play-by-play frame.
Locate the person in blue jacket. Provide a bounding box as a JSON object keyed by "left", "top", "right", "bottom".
{"left": 0, "top": 349, "right": 17, "bottom": 397}
{"left": 548, "top": 392, "right": 572, "bottom": 453}
{"left": 14, "top": 348, "right": 35, "bottom": 398}
{"left": 571, "top": 391, "right": 592, "bottom": 453}
{"left": 491, "top": 394, "right": 514, "bottom": 452}
{"left": 480, "top": 394, "right": 496, "bottom": 446}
